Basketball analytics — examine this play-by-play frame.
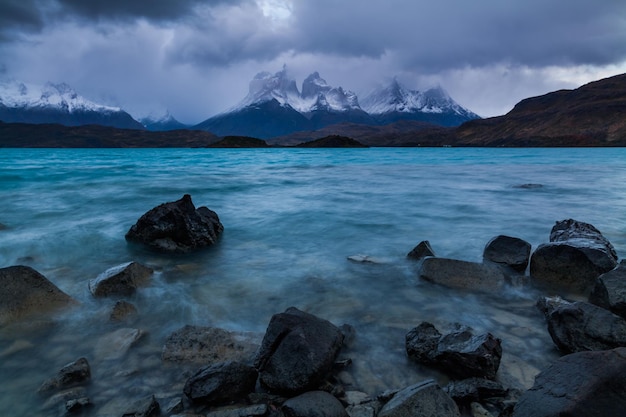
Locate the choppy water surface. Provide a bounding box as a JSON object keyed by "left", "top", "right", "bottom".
{"left": 1, "top": 147, "right": 626, "bottom": 415}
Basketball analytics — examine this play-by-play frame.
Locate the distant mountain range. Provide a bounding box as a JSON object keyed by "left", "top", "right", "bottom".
{"left": 1, "top": 72, "right": 624, "bottom": 147}
{"left": 0, "top": 81, "right": 144, "bottom": 129}
{"left": 192, "top": 67, "right": 479, "bottom": 138}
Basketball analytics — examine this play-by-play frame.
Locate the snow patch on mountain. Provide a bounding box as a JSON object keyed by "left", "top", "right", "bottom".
{"left": 0, "top": 80, "right": 121, "bottom": 113}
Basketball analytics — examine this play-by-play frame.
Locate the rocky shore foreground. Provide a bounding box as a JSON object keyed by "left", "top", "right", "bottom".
{"left": 2, "top": 195, "right": 626, "bottom": 417}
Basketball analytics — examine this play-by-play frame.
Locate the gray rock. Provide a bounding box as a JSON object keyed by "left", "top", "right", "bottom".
{"left": 254, "top": 307, "right": 344, "bottom": 395}
{"left": 122, "top": 394, "right": 160, "bottom": 417}
{"left": 38, "top": 357, "right": 91, "bottom": 394}
{"left": 444, "top": 378, "right": 507, "bottom": 404}
{"left": 94, "top": 328, "right": 145, "bottom": 360}
{"left": 0, "top": 265, "right": 75, "bottom": 326}
{"left": 162, "top": 325, "right": 259, "bottom": 365}
{"left": 483, "top": 235, "right": 531, "bottom": 272}
{"left": 406, "top": 323, "right": 502, "bottom": 380}
{"left": 539, "top": 298, "right": 626, "bottom": 354}
{"left": 378, "top": 380, "right": 460, "bottom": 417}
{"left": 407, "top": 241, "right": 435, "bottom": 260}
{"left": 418, "top": 258, "right": 506, "bottom": 293}
{"left": 89, "top": 262, "right": 153, "bottom": 297}
{"left": 125, "top": 194, "right": 224, "bottom": 253}
{"left": 513, "top": 348, "right": 626, "bottom": 417}
{"left": 589, "top": 260, "right": 626, "bottom": 319}
{"left": 110, "top": 300, "right": 138, "bottom": 322}
{"left": 183, "top": 361, "right": 258, "bottom": 405}
{"left": 206, "top": 404, "right": 268, "bottom": 417}
{"left": 65, "top": 397, "right": 92, "bottom": 414}
{"left": 530, "top": 219, "right": 618, "bottom": 293}
{"left": 282, "top": 391, "right": 348, "bottom": 417}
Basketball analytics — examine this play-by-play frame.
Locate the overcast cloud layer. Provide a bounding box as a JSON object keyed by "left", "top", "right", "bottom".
{"left": 1, "top": 0, "right": 625, "bottom": 123}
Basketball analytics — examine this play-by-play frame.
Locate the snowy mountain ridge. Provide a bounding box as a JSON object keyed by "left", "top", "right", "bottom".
{"left": 0, "top": 80, "right": 120, "bottom": 113}
{"left": 361, "top": 78, "right": 478, "bottom": 117}
{"left": 231, "top": 66, "right": 362, "bottom": 115}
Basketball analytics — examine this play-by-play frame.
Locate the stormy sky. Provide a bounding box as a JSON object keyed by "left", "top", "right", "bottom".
{"left": 1, "top": 0, "right": 625, "bottom": 123}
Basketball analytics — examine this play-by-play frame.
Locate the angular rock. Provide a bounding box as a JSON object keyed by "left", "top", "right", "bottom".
{"left": 206, "top": 404, "right": 268, "bottom": 417}
{"left": 38, "top": 357, "right": 91, "bottom": 394}
{"left": 483, "top": 235, "right": 531, "bottom": 272}
{"left": 444, "top": 378, "right": 507, "bottom": 405}
{"left": 122, "top": 394, "right": 160, "bottom": 417}
{"left": 406, "top": 322, "right": 502, "bottom": 380}
{"left": 125, "top": 194, "right": 224, "bottom": 253}
{"left": 183, "top": 361, "right": 258, "bottom": 405}
{"left": 282, "top": 391, "right": 349, "bottom": 417}
{"left": 94, "top": 328, "right": 145, "bottom": 360}
{"left": 254, "top": 307, "right": 344, "bottom": 395}
{"left": 0, "top": 265, "right": 75, "bottom": 326}
{"left": 538, "top": 297, "right": 626, "bottom": 354}
{"left": 530, "top": 219, "right": 618, "bottom": 293}
{"left": 589, "top": 260, "right": 626, "bottom": 319}
{"left": 418, "top": 258, "right": 506, "bottom": 292}
{"left": 110, "top": 300, "right": 138, "bottom": 322}
{"left": 513, "top": 348, "right": 626, "bottom": 417}
{"left": 162, "top": 325, "right": 259, "bottom": 364}
{"left": 89, "top": 262, "right": 153, "bottom": 297}
{"left": 378, "top": 379, "right": 460, "bottom": 417}
{"left": 407, "top": 240, "right": 435, "bottom": 260}
{"left": 405, "top": 322, "right": 442, "bottom": 363}
{"left": 65, "top": 397, "right": 92, "bottom": 414}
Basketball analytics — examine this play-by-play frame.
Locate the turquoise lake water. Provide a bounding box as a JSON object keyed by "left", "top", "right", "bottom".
{"left": 1, "top": 147, "right": 626, "bottom": 415}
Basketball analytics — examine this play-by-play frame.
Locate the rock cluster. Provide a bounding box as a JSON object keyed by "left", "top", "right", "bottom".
{"left": 8, "top": 216, "right": 626, "bottom": 417}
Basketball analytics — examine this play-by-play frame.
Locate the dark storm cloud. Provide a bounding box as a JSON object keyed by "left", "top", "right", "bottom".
{"left": 287, "top": 0, "right": 626, "bottom": 71}
{"left": 54, "top": 0, "right": 246, "bottom": 22}
{"left": 0, "top": 0, "right": 45, "bottom": 38}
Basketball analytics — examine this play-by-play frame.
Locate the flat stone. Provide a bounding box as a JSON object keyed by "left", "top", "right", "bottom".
{"left": 418, "top": 258, "right": 506, "bottom": 292}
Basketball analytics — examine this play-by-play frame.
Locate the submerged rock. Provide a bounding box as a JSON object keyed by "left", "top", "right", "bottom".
{"left": 254, "top": 307, "right": 344, "bottom": 395}
{"left": 122, "top": 394, "right": 160, "bottom": 417}
{"left": 483, "top": 235, "right": 531, "bottom": 272}
{"left": 538, "top": 297, "right": 626, "bottom": 354}
{"left": 406, "top": 322, "right": 502, "bottom": 380}
{"left": 38, "top": 357, "right": 91, "bottom": 395}
{"left": 418, "top": 258, "right": 506, "bottom": 293}
{"left": 162, "top": 325, "right": 259, "bottom": 365}
{"left": 378, "top": 380, "right": 460, "bottom": 417}
{"left": 589, "top": 260, "right": 626, "bottom": 319}
{"left": 513, "top": 348, "right": 626, "bottom": 417}
{"left": 0, "top": 265, "right": 76, "bottom": 326}
{"left": 125, "top": 194, "right": 224, "bottom": 253}
{"left": 94, "top": 328, "right": 145, "bottom": 360}
{"left": 282, "top": 391, "right": 349, "bottom": 417}
{"left": 407, "top": 240, "right": 436, "bottom": 260}
{"left": 530, "top": 219, "right": 618, "bottom": 293}
{"left": 89, "top": 262, "right": 153, "bottom": 297}
{"left": 109, "top": 300, "right": 138, "bottom": 322}
{"left": 183, "top": 361, "right": 258, "bottom": 405}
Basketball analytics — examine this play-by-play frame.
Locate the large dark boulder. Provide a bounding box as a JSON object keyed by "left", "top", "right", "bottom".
{"left": 513, "top": 348, "right": 626, "bottom": 417}
{"left": 125, "top": 194, "right": 224, "bottom": 253}
{"left": 88, "top": 262, "right": 153, "bottom": 297}
{"left": 282, "top": 391, "right": 349, "bottom": 417}
{"left": 183, "top": 361, "right": 258, "bottom": 405}
{"left": 530, "top": 219, "right": 618, "bottom": 293}
{"left": 406, "top": 322, "right": 502, "bottom": 380}
{"left": 589, "top": 260, "right": 626, "bottom": 319}
{"left": 418, "top": 258, "right": 506, "bottom": 293}
{"left": 483, "top": 235, "right": 531, "bottom": 272}
{"left": 161, "top": 325, "right": 259, "bottom": 365}
{"left": 538, "top": 297, "right": 626, "bottom": 354}
{"left": 378, "top": 380, "right": 460, "bottom": 417}
{"left": 254, "top": 307, "right": 344, "bottom": 395}
{"left": 0, "top": 265, "right": 76, "bottom": 326}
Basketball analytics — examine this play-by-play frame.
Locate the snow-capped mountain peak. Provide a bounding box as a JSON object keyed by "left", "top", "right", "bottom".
{"left": 361, "top": 78, "right": 478, "bottom": 118}
{"left": 238, "top": 65, "right": 300, "bottom": 109}
{"left": 0, "top": 80, "right": 120, "bottom": 113}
